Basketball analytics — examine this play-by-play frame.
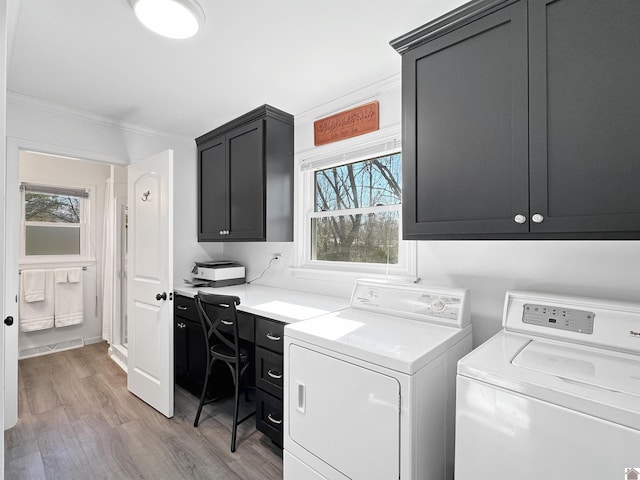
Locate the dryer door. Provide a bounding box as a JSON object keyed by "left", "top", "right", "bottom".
{"left": 288, "top": 344, "right": 400, "bottom": 479}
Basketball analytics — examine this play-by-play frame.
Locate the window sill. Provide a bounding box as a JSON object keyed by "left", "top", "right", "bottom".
{"left": 290, "top": 265, "right": 419, "bottom": 285}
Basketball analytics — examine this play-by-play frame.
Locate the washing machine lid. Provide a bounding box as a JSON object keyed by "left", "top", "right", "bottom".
{"left": 285, "top": 307, "right": 471, "bottom": 375}
{"left": 458, "top": 331, "right": 640, "bottom": 430}
{"left": 512, "top": 340, "right": 640, "bottom": 398}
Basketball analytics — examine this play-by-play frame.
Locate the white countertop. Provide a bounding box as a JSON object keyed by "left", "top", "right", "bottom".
{"left": 174, "top": 283, "right": 351, "bottom": 324}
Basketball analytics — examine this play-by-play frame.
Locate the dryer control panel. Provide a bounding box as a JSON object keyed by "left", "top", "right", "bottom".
{"left": 350, "top": 280, "right": 470, "bottom": 328}
{"left": 523, "top": 303, "right": 595, "bottom": 334}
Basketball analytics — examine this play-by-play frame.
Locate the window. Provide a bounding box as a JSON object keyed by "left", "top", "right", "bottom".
{"left": 312, "top": 153, "right": 401, "bottom": 264}
{"left": 21, "top": 184, "right": 89, "bottom": 257}
{"left": 297, "top": 128, "right": 415, "bottom": 280}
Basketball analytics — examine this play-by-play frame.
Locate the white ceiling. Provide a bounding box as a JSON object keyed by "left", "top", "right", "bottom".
{"left": 8, "top": 0, "right": 467, "bottom": 139}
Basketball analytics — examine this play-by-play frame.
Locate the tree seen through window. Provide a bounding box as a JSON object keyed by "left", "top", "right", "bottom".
{"left": 312, "top": 153, "right": 401, "bottom": 264}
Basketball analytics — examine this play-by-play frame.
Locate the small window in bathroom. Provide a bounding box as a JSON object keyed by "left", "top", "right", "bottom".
{"left": 21, "top": 184, "right": 89, "bottom": 257}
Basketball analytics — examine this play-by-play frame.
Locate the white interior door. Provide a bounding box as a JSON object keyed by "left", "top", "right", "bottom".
{"left": 288, "top": 344, "right": 400, "bottom": 479}
{"left": 2, "top": 0, "right": 8, "bottom": 468}
{"left": 127, "top": 150, "right": 174, "bottom": 417}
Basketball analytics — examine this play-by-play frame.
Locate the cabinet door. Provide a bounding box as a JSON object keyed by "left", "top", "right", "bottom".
{"left": 174, "top": 317, "right": 188, "bottom": 379}
{"left": 256, "top": 388, "right": 283, "bottom": 446}
{"left": 184, "top": 317, "right": 233, "bottom": 398}
{"left": 198, "top": 134, "right": 228, "bottom": 241}
{"left": 529, "top": 0, "right": 640, "bottom": 234}
{"left": 256, "top": 346, "right": 283, "bottom": 399}
{"left": 402, "top": 1, "right": 529, "bottom": 238}
{"left": 226, "top": 119, "right": 266, "bottom": 241}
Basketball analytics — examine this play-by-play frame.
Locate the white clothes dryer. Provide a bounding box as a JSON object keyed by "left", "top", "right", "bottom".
{"left": 284, "top": 280, "right": 473, "bottom": 480}
{"left": 455, "top": 290, "right": 640, "bottom": 480}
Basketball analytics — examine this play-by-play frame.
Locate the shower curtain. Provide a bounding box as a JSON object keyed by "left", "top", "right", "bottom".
{"left": 101, "top": 177, "right": 115, "bottom": 343}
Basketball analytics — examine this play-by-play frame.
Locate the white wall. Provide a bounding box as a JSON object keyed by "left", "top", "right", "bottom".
{"left": 223, "top": 76, "right": 640, "bottom": 347}
{"left": 6, "top": 94, "right": 222, "bottom": 289}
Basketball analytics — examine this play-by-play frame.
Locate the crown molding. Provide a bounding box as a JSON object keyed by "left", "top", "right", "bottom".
{"left": 7, "top": 91, "right": 193, "bottom": 145}
{"left": 294, "top": 73, "right": 401, "bottom": 125}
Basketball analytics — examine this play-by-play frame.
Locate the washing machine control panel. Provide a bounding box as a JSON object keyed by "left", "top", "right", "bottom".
{"left": 523, "top": 303, "right": 595, "bottom": 334}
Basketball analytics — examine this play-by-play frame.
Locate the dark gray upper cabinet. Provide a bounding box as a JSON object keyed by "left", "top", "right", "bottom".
{"left": 196, "top": 105, "right": 294, "bottom": 242}
{"left": 392, "top": 0, "right": 640, "bottom": 239}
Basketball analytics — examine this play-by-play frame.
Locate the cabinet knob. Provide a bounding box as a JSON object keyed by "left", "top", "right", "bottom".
{"left": 532, "top": 213, "right": 544, "bottom": 223}
{"left": 177, "top": 323, "right": 186, "bottom": 329}
{"left": 219, "top": 230, "right": 224, "bottom": 235}
{"left": 514, "top": 214, "right": 527, "bottom": 224}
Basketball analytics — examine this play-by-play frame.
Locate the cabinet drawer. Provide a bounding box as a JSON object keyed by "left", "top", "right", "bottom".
{"left": 255, "top": 317, "right": 284, "bottom": 354}
{"left": 256, "top": 389, "right": 283, "bottom": 447}
{"left": 213, "top": 310, "right": 255, "bottom": 343}
{"left": 255, "top": 347, "right": 283, "bottom": 399}
{"left": 174, "top": 294, "right": 199, "bottom": 323}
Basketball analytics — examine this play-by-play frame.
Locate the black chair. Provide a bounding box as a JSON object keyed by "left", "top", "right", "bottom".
{"left": 193, "top": 291, "right": 255, "bottom": 452}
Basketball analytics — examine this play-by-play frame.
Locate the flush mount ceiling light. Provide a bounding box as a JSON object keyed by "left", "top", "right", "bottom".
{"left": 129, "top": 0, "right": 205, "bottom": 39}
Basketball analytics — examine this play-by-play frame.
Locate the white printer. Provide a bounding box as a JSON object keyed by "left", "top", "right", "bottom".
{"left": 190, "top": 261, "right": 246, "bottom": 287}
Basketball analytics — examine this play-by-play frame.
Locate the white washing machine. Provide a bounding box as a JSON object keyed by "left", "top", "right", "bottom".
{"left": 284, "top": 280, "right": 472, "bottom": 480}
{"left": 455, "top": 290, "right": 640, "bottom": 479}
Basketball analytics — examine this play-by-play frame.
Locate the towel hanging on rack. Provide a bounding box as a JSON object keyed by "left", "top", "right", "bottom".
{"left": 67, "top": 268, "right": 82, "bottom": 283}
{"left": 19, "top": 271, "right": 54, "bottom": 331}
{"left": 54, "top": 270, "right": 84, "bottom": 328}
{"left": 54, "top": 269, "right": 68, "bottom": 284}
{"left": 22, "top": 269, "right": 46, "bottom": 302}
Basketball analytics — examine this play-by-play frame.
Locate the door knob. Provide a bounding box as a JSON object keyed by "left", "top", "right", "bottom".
{"left": 156, "top": 292, "right": 167, "bottom": 301}
{"left": 4, "top": 316, "right": 14, "bottom": 326}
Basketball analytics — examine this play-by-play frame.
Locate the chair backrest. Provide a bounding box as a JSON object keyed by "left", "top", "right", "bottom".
{"left": 194, "top": 292, "right": 242, "bottom": 363}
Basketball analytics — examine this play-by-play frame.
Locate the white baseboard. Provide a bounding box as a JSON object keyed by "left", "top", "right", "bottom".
{"left": 108, "top": 344, "right": 128, "bottom": 373}
{"left": 19, "top": 337, "right": 85, "bottom": 359}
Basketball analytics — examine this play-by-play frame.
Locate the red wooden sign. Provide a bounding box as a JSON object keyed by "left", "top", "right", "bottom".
{"left": 314, "top": 101, "right": 379, "bottom": 146}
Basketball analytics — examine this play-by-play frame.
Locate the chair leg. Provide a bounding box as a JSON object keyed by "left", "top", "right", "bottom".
{"left": 194, "top": 359, "right": 213, "bottom": 427}
{"left": 231, "top": 369, "right": 240, "bottom": 453}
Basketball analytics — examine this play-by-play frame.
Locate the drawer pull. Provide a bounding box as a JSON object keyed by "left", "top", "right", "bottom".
{"left": 267, "top": 413, "right": 282, "bottom": 425}
{"left": 221, "top": 319, "right": 233, "bottom": 326}
{"left": 177, "top": 305, "right": 188, "bottom": 311}
{"left": 265, "top": 332, "right": 281, "bottom": 341}
{"left": 267, "top": 369, "right": 282, "bottom": 379}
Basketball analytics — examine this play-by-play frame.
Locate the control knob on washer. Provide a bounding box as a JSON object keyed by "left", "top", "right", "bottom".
{"left": 430, "top": 298, "right": 446, "bottom": 311}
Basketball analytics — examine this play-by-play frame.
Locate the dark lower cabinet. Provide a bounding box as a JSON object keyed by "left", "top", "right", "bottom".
{"left": 174, "top": 293, "right": 283, "bottom": 446}
{"left": 255, "top": 389, "right": 283, "bottom": 447}
{"left": 391, "top": 0, "right": 640, "bottom": 239}
{"left": 255, "top": 347, "right": 283, "bottom": 398}
{"left": 173, "top": 294, "right": 232, "bottom": 398}
{"left": 254, "top": 316, "right": 284, "bottom": 446}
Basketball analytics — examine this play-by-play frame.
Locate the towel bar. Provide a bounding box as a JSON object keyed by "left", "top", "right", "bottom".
{"left": 19, "top": 266, "right": 88, "bottom": 274}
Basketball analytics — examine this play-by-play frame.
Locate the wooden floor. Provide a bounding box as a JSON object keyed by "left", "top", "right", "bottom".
{"left": 4, "top": 342, "right": 283, "bottom": 480}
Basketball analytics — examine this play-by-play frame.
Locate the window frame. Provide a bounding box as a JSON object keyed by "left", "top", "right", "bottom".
{"left": 19, "top": 183, "right": 94, "bottom": 264}
{"left": 295, "top": 129, "right": 416, "bottom": 280}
